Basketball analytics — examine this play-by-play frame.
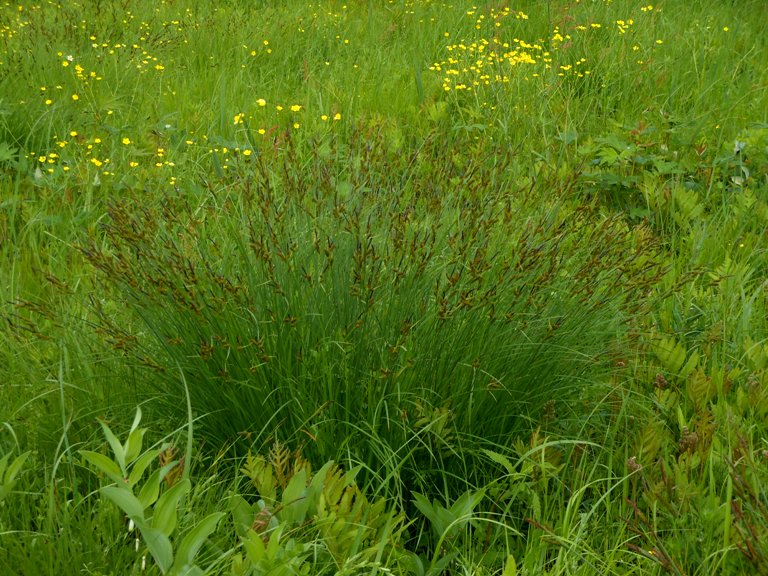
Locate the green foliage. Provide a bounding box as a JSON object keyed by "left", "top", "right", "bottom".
{"left": 412, "top": 489, "right": 485, "bottom": 570}
{"left": 2, "top": 0, "right": 768, "bottom": 574}
{"left": 231, "top": 442, "right": 408, "bottom": 574}
{"left": 0, "top": 449, "right": 31, "bottom": 503}
{"left": 80, "top": 407, "right": 224, "bottom": 575}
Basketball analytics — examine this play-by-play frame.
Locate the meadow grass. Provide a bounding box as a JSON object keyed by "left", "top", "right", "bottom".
{"left": 1, "top": 0, "right": 768, "bottom": 574}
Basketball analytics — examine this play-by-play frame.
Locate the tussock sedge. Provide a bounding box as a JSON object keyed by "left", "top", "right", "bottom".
{"left": 84, "top": 131, "right": 663, "bottom": 484}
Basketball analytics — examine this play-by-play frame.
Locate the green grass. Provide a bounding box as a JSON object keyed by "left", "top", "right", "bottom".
{"left": 2, "top": 0, "right": 768, "bottom": 574}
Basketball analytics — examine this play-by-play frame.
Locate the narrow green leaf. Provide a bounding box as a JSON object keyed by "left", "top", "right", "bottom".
{"left": 124, "top": 427, "right": 146, "bottom": 465}
{"left": 0, "top": 455, "right": 10, "bottom": 500}
{"left": 180, "top": 368, "right": 194, "bottom": 484}
{"left": 481, "top": 449, "right": 515, "bottom": 474}
{"left": 99, "top": 419, "right": 126, "bottom": 475}
{"left": 129, "top": 406, "right": 143, "bottom": 435}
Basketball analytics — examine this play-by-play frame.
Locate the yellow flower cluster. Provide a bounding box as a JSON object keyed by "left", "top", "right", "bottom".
{"left": 23, "top": 94, "right": 344, "bottom": 187}
{"left": 431, "top": 2, "right": 673, "bottom": 94}
{"left": 232, "top": 101, "right": 340, "bottom": 128}
{"left": 615, "top": 19, "right": 634, "bottom": 34}
{"left": 432, "top": 37, "right": 544, "bottom": 92}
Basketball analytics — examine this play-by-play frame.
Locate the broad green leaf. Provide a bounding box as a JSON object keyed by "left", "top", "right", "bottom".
{"left": 309, "top": 461, "right": 335, "bottom": 493}
{"left": 413, "top": 493, "right": 452, "bottom": 538}
{"left": 0, "top": 141, "right": 18, "bottom": 163}
{"left": 266, "top": 524, "right": 282, "bottom": 560}
{"left": 449, "top": 489, "right": 485, "bottom": 523}
{"left": 138, "top": 468, "right": 163, "bottom": 509}
{"left": 173, "top": 566, "right": 204, "bottom": 576}
{"left": 157, "top": 460, "right": 183, "bottom": 485}
{"left": 0, "top": 451, "right": 31, "bottom": 500}
{"left": 744, "top": 337, "right": 768, "bottom": 371}
{"left": 2, "top": 450, "right": 30, "bottom": 485}
{"left": 342, "top": 465, "right": 361, "bottom": 486}
{"left": 230, "top": 495, "right": 256, "bottom": 537}
{"left": 101, "top": 485, "right": 145, "bottom": 521}
{"left": 652, "top": 336, "right": 687, "bottom": 375}
{"left": 137, "top": 523, "right": 174, "bottom": 574}
{"left": 501, "top": 554, "right": 518, "bottom": 576}
{"left": 153, "top": 478, "right": 191, "bottom": 536}
{"left": 322, "top": 466, "right": 346, "bottom": 507}
{"left": 281, "top": 468, "right": 308, "bottom": 525}
{"left": 230, "top": 553, "right": 245, "bottom": 576}
{"left": 427, "top": 551, "right": 458, "bottom": 576}
{"left": 680, "top": 349, "right": 699, "bottom": 379}
{"left": 128, "top": 448, "right": 162, "bottom": 487}
{"left": 686, "top": 368, "right": 715, "bottom": 409}
{"left": 242, "top": 453, "right": 278, "bottom": 502}
{"left": 412, "top": 493, "right": 436, "bottom": 524}
{"left": 243, "top": 528, "right": 267, "bottom": 562}
{"left": 80, "top": 450, "right": 125, "bottom": 484}
{"left": 530, "top": 491, "right": 541, "bottom": 521}
{"left": 174, "top": 511, "right": 225, "bottom": 568}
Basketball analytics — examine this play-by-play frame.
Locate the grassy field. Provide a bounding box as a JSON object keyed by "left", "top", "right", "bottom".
{"left": 1, "top": 0, "right": 768, "bottom": 574}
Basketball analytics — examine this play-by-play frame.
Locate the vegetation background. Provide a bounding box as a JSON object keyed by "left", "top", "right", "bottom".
{"left": 1, "top": 0, "right": 767, "bottom": 574}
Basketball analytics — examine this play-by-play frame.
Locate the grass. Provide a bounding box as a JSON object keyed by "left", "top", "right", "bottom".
{"left": 1, "top": 0, "right": 768, "bottom": 574}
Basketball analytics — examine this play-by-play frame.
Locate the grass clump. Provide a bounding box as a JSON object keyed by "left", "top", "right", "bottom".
{"left": 84, "top": 132, "right": 664, "bottom": 500}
